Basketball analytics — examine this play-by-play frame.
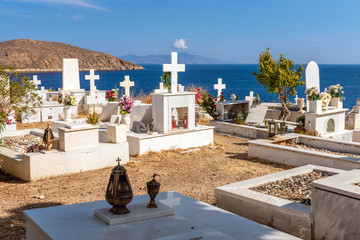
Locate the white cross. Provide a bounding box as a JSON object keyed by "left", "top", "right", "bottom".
{"left": 163, "top": 52, "right": 185, "bottom": 93}
{"left": 85, "top": 69, "right": 99, "bottom": 96}
{"left": 120, "top": 75, "right": 134, "bottom": 97}
{"left": 214, "top": 78, "right": 226, "bottom": 98}
{"left": 32, "top": 75, "right": 41, "bottom": 89}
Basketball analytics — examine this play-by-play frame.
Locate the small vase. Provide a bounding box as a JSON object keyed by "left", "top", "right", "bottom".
{"left": 308, "top": 100, "right": 322, "bottom": 114}
{"left": 121, "top": 114, "right": 131, "bottom": 130}
{"left": 63, "top": 106, "right": 72, "bottom": 121}
{"left": 297, "top": 98, "right": 305, "bottom": 113}
{"left": 331, "top": 97, "right": 343, "bottom": 109}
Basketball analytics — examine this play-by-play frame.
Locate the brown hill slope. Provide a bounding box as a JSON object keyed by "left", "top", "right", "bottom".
{"left": 0, "top": 39, "right": 143, "bottom": 72}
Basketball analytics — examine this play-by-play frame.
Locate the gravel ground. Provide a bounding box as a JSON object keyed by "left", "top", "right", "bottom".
{"left": 0, "top": 134, "right": 291, "bottom": 240}
{"left": 250, "top": 171, "right": 328, "bottom": 205}
{"left": 291, "top": 143, "right": 360, "bottom": 159}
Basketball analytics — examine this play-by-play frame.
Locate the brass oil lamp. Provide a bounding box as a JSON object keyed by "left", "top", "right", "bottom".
{"left": 43, "top": 124, "right": 55, "bottom": 150}
{"left": 105, "top": 158, "right": 133, "bottom": 215}
{"left": 147, "top": 174, "right": 160, "bottom": 208}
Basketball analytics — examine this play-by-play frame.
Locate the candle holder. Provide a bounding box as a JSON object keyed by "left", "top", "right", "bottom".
{"left": 146, "top": 174, "right": 160, "bottom": 208}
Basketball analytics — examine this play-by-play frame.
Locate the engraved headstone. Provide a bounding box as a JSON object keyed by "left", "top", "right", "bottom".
{"left": 62, "top": 59, "right": 80, "bottom": 90}
{"left": 245, "top": 104, "right": 268, "bottom": 125}
{"left": 305, "top": 61, "right": 320, "bottom": 91}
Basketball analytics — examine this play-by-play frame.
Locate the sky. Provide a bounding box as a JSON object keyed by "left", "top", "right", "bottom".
{"left": 0, "top": 0, "right": 360, "bottom": 64}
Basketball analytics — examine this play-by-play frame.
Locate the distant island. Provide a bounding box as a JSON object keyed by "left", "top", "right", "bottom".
{"left": 121, "top": 52, "right": 223, "bottom": 64}
{"left": 0, "top": 39, "right": 143, "bottom": 72}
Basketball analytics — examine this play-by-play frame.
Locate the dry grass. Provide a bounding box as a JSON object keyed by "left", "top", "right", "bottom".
{"left": 133, "top": 90, "right": 152, "bottom": 104}
{"left": 16, "top": 121, "right": 51, "bottom": 130}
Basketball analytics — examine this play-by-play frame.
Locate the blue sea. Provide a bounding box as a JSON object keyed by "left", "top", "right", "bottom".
{"left": 24, "top": 64, "right": 360, "bottom": 109}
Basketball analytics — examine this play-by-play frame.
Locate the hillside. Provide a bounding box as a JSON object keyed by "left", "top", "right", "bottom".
{"left": 122, "top": 52, "right": 223, "bottom": 64}
{"left": 0, "top": 39, "right": 143, "bottom": 72}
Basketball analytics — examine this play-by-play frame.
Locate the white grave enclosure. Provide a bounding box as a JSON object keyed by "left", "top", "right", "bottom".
{"left": 24, "top": 192, "right": 299, "bottom": 240}
{"left": 127, "top": 52, "right": 214, "bottom": 155}
{"left": 120, "top": 75, "right": 134, "bottom": 97}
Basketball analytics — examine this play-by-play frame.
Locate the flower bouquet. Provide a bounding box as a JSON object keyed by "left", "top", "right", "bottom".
{"left": 327, "top": 84, "right": 345, "bottom": 100}
{"left": 106, "top": 89, "right": 118, "bottom": 102}
{"left": 305, "top": 87, "right": 321, "bottom": 101}
{"left": 160, "top": 72, "right": 171, "bottom": 91}
{"left": 118, "top": 95, "right": 134, "bottom": 114}
{"left": 63, "top": 95, "right": 76, "bottom": 106}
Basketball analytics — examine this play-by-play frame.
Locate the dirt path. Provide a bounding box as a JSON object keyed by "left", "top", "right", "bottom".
{"left": 0, "top": 134, "right": 291, "bottom": 239}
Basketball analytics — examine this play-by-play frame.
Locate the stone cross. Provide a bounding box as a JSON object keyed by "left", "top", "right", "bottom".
{"left": 32, "top": 75, "right": 41, "bottom": 89}
{"left": 214, "top": 78, "right": 226, "bottom": 98}
{"left": 245, "top": 91, "right": 255, "bottom": 108}
{"left": 120, "top": 75, "right": 134, "bottom": 97}
{"left": 305, "top": 61, "right": 320, "bottom": 92}
{"left": 163, "top": 52, "right": 185, "bottom": 93}
{"left": 85, "top": 69, "right": 99, "bottom": 96}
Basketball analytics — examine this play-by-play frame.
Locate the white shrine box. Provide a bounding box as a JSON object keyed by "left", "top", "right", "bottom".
{"left": 305, "top": 108, "right": 348, "bottom": 135}
{"left": 151, "top": 92, "right": 196, "bottom": 133}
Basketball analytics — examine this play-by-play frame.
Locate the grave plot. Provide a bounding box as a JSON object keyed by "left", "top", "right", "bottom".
{"left": 0, "top": 123, "right": 129, "bottom": 181}
{"left": 312, "top": 168, "right": 360, "bottom": 240}
{"left": 248, "top": 134, "right": 360, "bottom": 170}
{"left": 215, "top": 165, "right": 345, "bottom": 240}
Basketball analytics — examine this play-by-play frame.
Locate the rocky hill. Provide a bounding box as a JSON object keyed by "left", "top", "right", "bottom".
{"left": 0, "top": 39, "right": 143, "bottom": 72}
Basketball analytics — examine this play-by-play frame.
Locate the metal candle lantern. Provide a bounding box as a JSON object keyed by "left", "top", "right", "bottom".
{"left": 43, "top": 124, "right": 55, "bottom": 150}
{"left": 268, "top": 120, "right": 277, "bottom": 137}
{"left": 147, "top": 174, "right": 160, "bottom": 208}
{"left": 105, "top": 158, "right": 133, "bottom": 215}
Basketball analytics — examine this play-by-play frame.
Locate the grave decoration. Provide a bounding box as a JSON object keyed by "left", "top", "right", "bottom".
{"left": 328, "top": 84, "right": 345, "bottom": 109}
{"left": 214, "top": 78, "right": 226, "bottom": 100}
{"left": 118, "top": 95, "right": 134, "bottom": 129}
{"left": 160, "top": 72, "right": 171, "bottom": 91}
{"left": 105, "top": 158, "right": 133, "bottom": 215}
{"left": 146, "top": 174, "right": 161, "bottom": 208}
{"left": 42, "top": 124, "right": 55, "bottom": 151}
{"left": 63, "top": 94, "right": 76, "bottom": 121}
{"left": 105, "top": 89, "right": 118, "bottom": 102}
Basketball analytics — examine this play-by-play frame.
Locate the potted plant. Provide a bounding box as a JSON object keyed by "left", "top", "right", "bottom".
{"left": 306, "top": 87, "right": 321, "bottom": 113}
{"left": 63, "top": 95, "right": 76, "bottom": 121}
{"left": 106, "top": 89, "right": 118, "bottom": 102}
{"left": 327, "top": 84, "right": 345, "bottom": 109}
{"left": 118, "top": 95, "right": 134, "bottom": 129}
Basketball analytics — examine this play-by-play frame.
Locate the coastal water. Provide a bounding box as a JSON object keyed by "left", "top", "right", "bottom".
{"left": 25, "top": 64, "right": 360, "bottom": 109}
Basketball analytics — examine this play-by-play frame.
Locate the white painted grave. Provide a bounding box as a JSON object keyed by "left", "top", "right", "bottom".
{"left": 62, "top": 58, "right": 80, "bottom": 90}
{"left": 120, "top": 75, "right": 134, "bottom": 97}
{"left": 127, "top": 52, "right": 214, "bottom": 155}
{"left": 85, "top": 69, "right": 99, "bottom": 96}
{"left": 163, "top": 52, "right": 185, "bottom": 93}
{"left": 24, "top": 192, "right": 299, "bottom": 240}
{"left": 245, "top": 104, "right": 268, "bottom": 125}
{"left": 31, "top": 75, "right": 41, "bottom": 89}
{"left": 245, "top": 91, "right": 256, "bottom": 108}
{"left": 214, "top": 78, "right": 225, "bottom": 99}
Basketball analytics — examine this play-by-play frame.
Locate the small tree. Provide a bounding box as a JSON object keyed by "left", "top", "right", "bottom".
{"left": 253, "top": 48, "right": 304, "bottom": 120}
{"left": 0, "top": 66, "right": 43, "bottom": 131}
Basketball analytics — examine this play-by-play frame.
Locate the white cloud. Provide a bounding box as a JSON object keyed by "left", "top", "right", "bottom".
{"left": 173, "top": 39, "right": 188, "bottom": 49}
{"left": 14, "top": 0, "right": 108, "bottom": 11}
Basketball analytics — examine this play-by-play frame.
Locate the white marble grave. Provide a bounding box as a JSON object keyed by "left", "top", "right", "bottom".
{"left": 214, "top": 78, "right": 225, "bottom": 99}
{"left": 24, "top": 191, "right": 299, "bottom": 240}
{"left": 120, "top": 75, "right": 134, "bottom": 97}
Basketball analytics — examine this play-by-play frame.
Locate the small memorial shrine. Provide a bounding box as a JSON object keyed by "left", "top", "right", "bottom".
{"left": 126, "top": 52, "right": 214, "bottom": 156}
{"left": 152, "top": 52, "right": 195, "bottom": 133}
